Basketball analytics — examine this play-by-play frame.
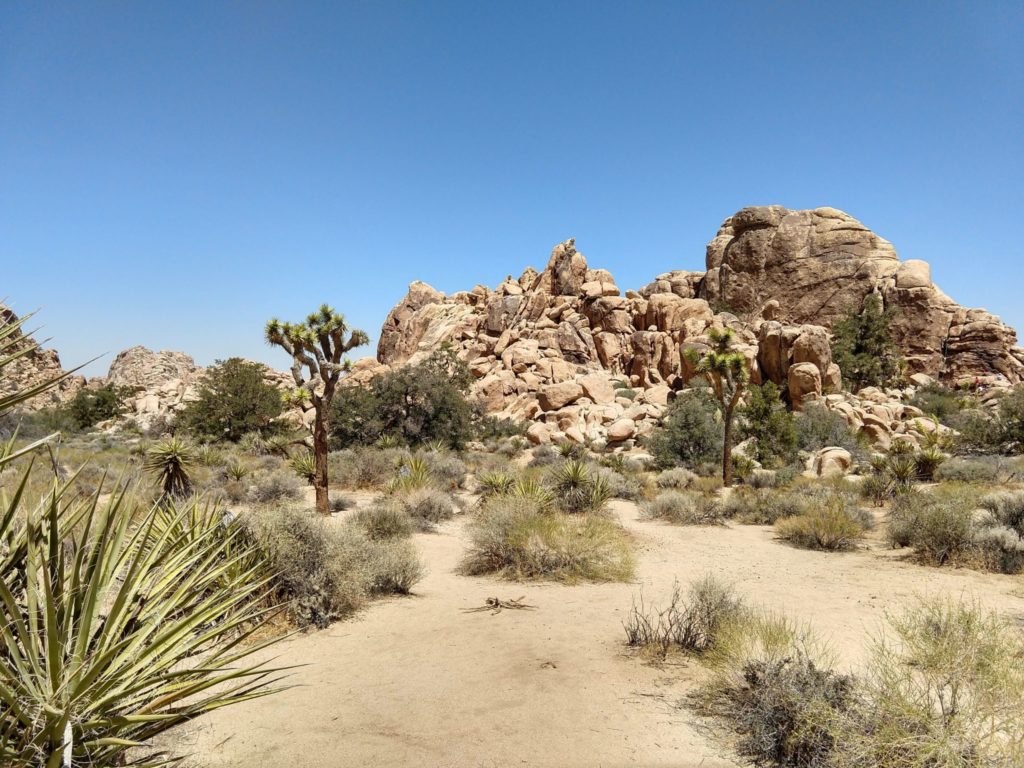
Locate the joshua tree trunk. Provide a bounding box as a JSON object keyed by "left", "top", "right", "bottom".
{"left": 312, "top": 404, "right": 330, "bottom": 515}
{"left": 722, "top": 404, "right": 734, "bottom": 488}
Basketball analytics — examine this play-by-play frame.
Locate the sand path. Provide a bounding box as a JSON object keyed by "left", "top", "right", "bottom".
{"left": 167, "top": 500, "right": 1024, "bottom": 768}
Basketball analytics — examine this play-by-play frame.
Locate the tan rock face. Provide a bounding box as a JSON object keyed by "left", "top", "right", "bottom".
{"left": 699, "top": 205, "right": 1023, "bottom": 384}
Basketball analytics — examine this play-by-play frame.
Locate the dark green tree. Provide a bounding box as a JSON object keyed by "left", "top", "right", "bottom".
{"left": 329, "top": 345, "right": 475, "bottom": 450}
{"left": 179, "top": 358, "right": 283, "bottom": 442}
{"left": 685, "top": 328, "right": 750, "bottom": 486}
{"left": 266, "top": 305, "right": 368, "bottom": 516}
{"left": 645, "top": 389, "right": 723, "bottom": 471}
{"left": 740, "top": 381, "right": 797, "bottom": 465}
{"left": 831, "top": 293, "right": 901, "bottom": 391}
{"left": 65, "top": 383, "right": 127, "bottom": 430}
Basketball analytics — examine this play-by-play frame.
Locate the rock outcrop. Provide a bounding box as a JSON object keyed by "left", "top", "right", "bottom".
{"left": 374, "top": 206, "right": 1023, "bottom": 448}
{"left": 0, "top": 304, "right": 85, "bottom": 409}
{"left": 697, "top": 206, "right": 1024, "bottom": 384}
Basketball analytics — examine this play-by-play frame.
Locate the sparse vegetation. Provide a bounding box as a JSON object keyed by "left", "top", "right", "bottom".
{"left": 642, "top": 490, "right": 724, "bottom": 525}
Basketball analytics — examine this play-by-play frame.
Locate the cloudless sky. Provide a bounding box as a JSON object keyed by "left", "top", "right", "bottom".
{"left": 2, "top": 1, "right": 1022, "bottom": 377}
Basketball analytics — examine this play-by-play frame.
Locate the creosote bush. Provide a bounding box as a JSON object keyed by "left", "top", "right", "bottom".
{"left": 462, "top": 496, "right": 634, "bottom": 583}
{"left": 645, "top": 388, "right": 723, "bottom": 470}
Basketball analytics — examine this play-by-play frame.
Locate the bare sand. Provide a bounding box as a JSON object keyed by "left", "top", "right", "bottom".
{"left": 166, "top": 499, "right": 1024, "bottom": 768}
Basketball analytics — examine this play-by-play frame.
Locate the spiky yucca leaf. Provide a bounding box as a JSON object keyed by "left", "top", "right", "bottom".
{"left": 0, "top": 483, "right": 286, "bottom": 768}
{"left": 289, "top": 451, "right": 317, "bottom": 484}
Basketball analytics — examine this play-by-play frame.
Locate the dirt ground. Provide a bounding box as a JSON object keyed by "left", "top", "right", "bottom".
{"left": 166, "top": 498, "right": 1024, "bottom": 768}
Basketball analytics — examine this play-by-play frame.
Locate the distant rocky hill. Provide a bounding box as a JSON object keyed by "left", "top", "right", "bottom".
{"left": 374, "top": 206, "right": 1023, "bottom": 449}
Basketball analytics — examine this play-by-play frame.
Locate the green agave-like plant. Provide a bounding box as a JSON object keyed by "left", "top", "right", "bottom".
{"left": 0, "top": 476, "right": 286, "bottom": 767}
{"left": 143, "top": 438, "right": 196, "bottom": 500}
{"left": 289, "top": 451, "right": 317, "bottom": 485}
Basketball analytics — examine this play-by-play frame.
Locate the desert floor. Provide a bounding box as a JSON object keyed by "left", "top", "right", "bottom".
{"left": 165, "top": 496, "right": 1024, "bottom": 768}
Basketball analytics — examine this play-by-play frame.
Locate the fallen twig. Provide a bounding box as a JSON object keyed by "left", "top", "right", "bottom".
{"left": 463, "top": 596, "right": 536, "bottom": 615}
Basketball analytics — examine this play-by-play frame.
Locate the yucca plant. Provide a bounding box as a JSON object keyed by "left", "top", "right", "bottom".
{"left": 225, "top": 460, "right": 250, "bottom": 481}
{"left": 194, "top": 443, "right": 226, "bottom": 467}
{"left": 510, "top": 476, "right": 556, "bottom": 513}
{"left": 265, "top": 434, "right": 294, "bottom": 458}
{"left": 477, "top": 470, "right": 516, "bottom": 498}
{"left": 143, "top": 437, "right": 196, "bottom": 500}
{"left": 375, "top": 434, "right": 402, "bottom": 449}
{"left": 914, "top": 447, "right": 946, "bottom": 481}
{"left": 290, "top": 451, "right": 317, "bottom": 485}
{"left": 387, "top": 456, "right": 433, "bottom": 493}
{"left": 550, "top": 459, "right": 611, "bottom": 514}
{"left": 0, "top": 476, "right": 285, "bottom": 767}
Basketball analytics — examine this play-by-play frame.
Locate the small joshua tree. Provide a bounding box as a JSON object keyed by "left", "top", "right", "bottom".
{"left": 266, "top": 305, "right": 368, "bottom": 515}
{"left": 685, "top": 328, "right": 749, "bottom": 487}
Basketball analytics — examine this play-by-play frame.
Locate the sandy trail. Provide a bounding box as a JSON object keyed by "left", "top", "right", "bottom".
{"left": 167, "top": 500, "right": 1024, "bottom": 768}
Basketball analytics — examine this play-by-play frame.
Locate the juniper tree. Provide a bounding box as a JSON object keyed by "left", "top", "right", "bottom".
{"left": 831, "top": 292, "right": 901, "bottom": 391}
{"left": 265, "top": 305, "right": 368, "bottom": 515}
{"left": 685, "top": 327, "right": 749, "bottom": 487}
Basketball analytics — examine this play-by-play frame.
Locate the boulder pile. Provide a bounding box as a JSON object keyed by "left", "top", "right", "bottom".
{"left": 374, "top": 206, "right": 1023, "bottom": 448}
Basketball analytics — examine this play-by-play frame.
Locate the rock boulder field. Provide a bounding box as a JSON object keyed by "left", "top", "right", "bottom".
{"left": 0, "top": 303, "right": 86, "bottom": 409}
{"left": 373, "top": 206, "right": 1024, "bottom": 448}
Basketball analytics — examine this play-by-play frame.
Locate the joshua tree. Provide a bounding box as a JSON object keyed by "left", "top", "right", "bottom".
{"left": 685, "top": 328, "right": 749, "bottom": 487}
{"left": 265, "top": 305, "right": 368, "bottom": 515}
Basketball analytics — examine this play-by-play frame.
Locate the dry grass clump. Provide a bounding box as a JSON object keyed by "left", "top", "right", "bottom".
{"left": 327, "top": 447, "right": 403, "bottom": 489}
{"left": 245, "top": 506, "right": 424, "bottom": 628}
{"left": 641, "top": 490, "right": 724, "bottom": 525}
{"left": 243, "top": 468, "right": 304, "bottom": 504}
{"left": 624, "top": 575, "right": 745, "bottom": 658}
{"left": 461, "top": 496, "right": 634, "bottom": 583}
{"left": 774, "top": 494, "right": 872, "bottom": 551}
{"left": 691, "top": 594, "right": 1024, "bottom": 768}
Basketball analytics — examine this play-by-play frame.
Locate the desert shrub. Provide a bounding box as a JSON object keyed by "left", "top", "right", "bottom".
{"left": 794, "top": 402, "right": 861, "bottom": 454}
{"left": 352, "top": 500, "right": 415, "bottom": 539}
{"left": 774, "top": 496, "right": 868, "bottom": 551}
{"left": 724, "top": 487, "right": 816, "bottom": 525}
{"left": 886, "top": 486, "right": 978, "bottom": 564}
{"left": 328, "top": 447, "right": 402, "bottom": 489}
{"left": 740, "top": 382, "right": 797, "bottom": 465}
{"left": 387, "top": 455, "right": 434, "bottom": 493}
{"left": 656, "top": 467, "right": 697, "bottom": 489}
{"left": 179, "top": 358, "right": 283, "bottom": 442}
{"left": 476, "top": 415, "right": 527, "bottom": 440}
{"left": 642, "top": 490, "right": 723, "bottom": 525}
{"left": 999, "top": 384, "right": 1024, "bottom": 451}
{"left": 400, "top": 487, "right": 456, "bottom": 529}
{"left": 908, "top": 383, "right": 964, "bottom": 422}
{"left": 933, "top": 455, "right": 1007, "bottom": 483}
{"left": 830, "top": 293, "right": 901, "bottom": 390}
{"left": 422, "top": 451, "right": 466, "bottom": 490}
{"left": 245, "top": 507, "right": 423, "bottom": 628}
{"left": 646, "top": 389, "right": 723, "bottom": 470}
{"left": 462, "top": 496, "right": 634, "bottom": 582}
{"left": 329, "top": 494, "right": 352, "bottom": 512}
{"left": 526, "top": 443, "right": 559, "bottom": 468}
{"left": 329, "top": 346, "right": 476, "bottom": 449}
{"left": 913, "top": 446, "right": 946, "bottom": 480}
{"left": 246, "top": 468, "right": 304, "bottom": 504}
{"left": 830, "top": 599, "right": 1024, "bottom": 767}
{"left": 239, "top": 431, "right": 269, "bottom": 455}
{"left": 978, "top": 489, "right": 1024, "bottom": 534}
{"left": 624, "top": 576, "right": 745, "bottom": 658}
{"left": 549, "top": 459, "right": 613, "bottom": 514}
{"left": 747, "top": 469, "right": 780, "bottom": 489}
{"left": 595, "top": 466, "right": 645, "bottom": 501}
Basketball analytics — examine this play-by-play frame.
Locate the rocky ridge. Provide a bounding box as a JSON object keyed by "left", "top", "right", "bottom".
{"left": 374, "top": 206, "right": 1023, "bottom": 450}
{"left": 0, "top": 304, "right": 86, "bottom": 409}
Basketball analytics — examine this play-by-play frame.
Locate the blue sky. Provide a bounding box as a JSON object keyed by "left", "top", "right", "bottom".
{"left": 2, "top": 2, "right": 1022, "bottom": 377}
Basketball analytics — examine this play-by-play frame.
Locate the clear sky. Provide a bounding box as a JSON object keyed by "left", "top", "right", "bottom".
{"left": 2, "top": 2, "right": 1022, "bottom": 377}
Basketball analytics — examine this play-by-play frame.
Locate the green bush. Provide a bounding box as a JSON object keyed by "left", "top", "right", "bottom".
{"left": 908, "top": 383, "right": 965, "bottom": 422}
{"left": 330, "top": 346, "right": 476, "bottom": 450}
{"left": 642, "top": 490, "right": 724, "bottom": 525}
{"left": 740, "top": 382, "right": 797, "bottom": 465}
{"left": 461, "top": 496, "right": 634, "bottom": 583}
{"left": 179, "top": 358, "right": 284, "bottom": 442}
{"left": 655, "top": 467, "right": 697, "bottom": 489}
{"left": 65, "top": 382, "right": 129, "bottom": 430}
{"left": 328, "top": 447, "right": 403, "bottom": 489}
{"left": 646, "top": 389, "right": 723, "bottom": 470}
{"left": 830, "top": 293, "right": 901, "bottom": 391}
{"left": 886, "top": 486, "right": 977, "bottom": 564}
